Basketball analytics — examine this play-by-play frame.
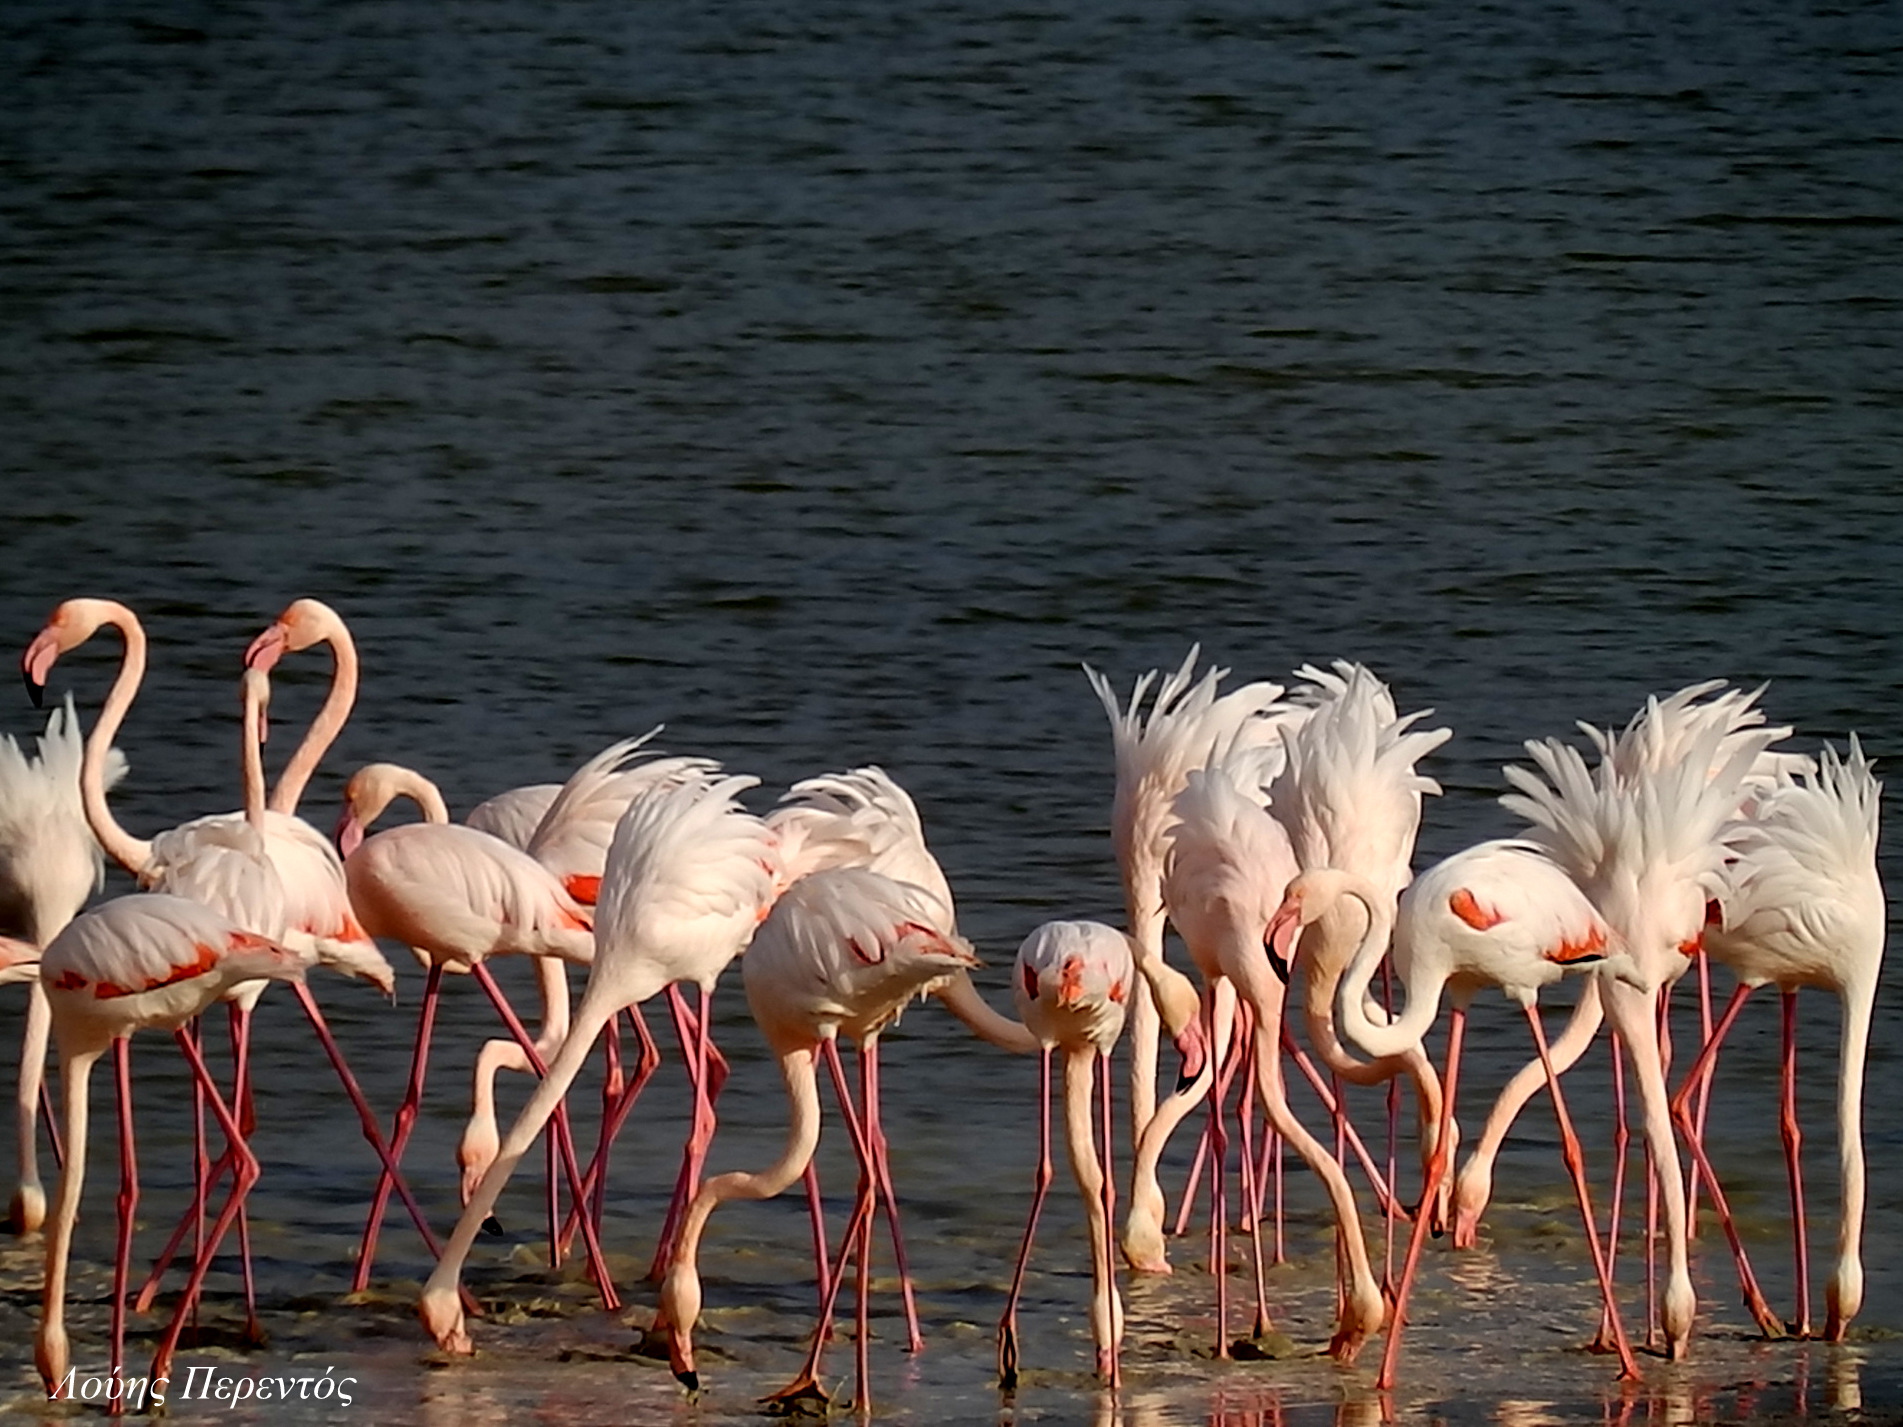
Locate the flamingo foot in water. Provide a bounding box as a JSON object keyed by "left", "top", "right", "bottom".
{"left": 418, "top": 1289, "right": 473, "bottom": 1355}
{"left": 759, "top": 1371, "right": 830, "bottom": 1413}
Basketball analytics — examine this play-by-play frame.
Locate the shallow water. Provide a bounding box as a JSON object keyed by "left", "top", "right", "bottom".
{"left": 2, "top": 0, "right": 1902, "bottom": 1420}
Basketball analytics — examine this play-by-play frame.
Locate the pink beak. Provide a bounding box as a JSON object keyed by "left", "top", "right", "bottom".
{"left": 1265, "top": 902, "right": 1302, "bottom": 984}
{"left": 21, "top": 629, "right": 59, "bottom": 707}
{"left": 335, "top": 810, "right": 365, "bottom": 861}
{"left": 245, "top": 622, "right": 291, "bottom": 673}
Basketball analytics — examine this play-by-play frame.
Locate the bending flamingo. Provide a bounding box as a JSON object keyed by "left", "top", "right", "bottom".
{"left": 652, "top": 865, "right": 981, "bottom": 1413}
{"left": 997, "top": 919, "right": 1130, "bottom": 1390}
{"left": 1270, "top": 845, "right": 1646, "bottom": 1389}
{"left": 418, "top": 769, "right": 778, "bottom": 1353}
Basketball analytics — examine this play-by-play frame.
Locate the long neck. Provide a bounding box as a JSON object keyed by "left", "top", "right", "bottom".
{"left": 241, "top": 675, "right": 268, "bottom": 831}
{"left": 80, "top": 605, "right": 152, "bottom": 874}
{"left": 933, "top": 971, "right": 1039, "bottom": 1054}
{"left": 1332, "top": 875, "right": 1441, "bottom": 1061}
{"left": 269, "top": 623, "right": 358, "bottom": 816}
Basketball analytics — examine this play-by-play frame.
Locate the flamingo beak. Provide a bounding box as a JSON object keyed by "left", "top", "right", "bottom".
{"left": 21, "top": 629, "right": 58, "bottom": 708}
{"left": 244, "top": 622, "right": 291, "bottom": 673}
{"left": 1172, "top": 1017, "right": 1208, "bottom": 1095}
{"left": 1265, "top": 902, "right": 1301, "bottom": 985}
{"left": 334, "top": 809, "right": 365, "bottom": 861}
{"left": 0, "top": 936, "right": 40, "bottom": 987}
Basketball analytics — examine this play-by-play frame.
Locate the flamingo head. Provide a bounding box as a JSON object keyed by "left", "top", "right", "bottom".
{"left": 248, "top": 597, "right": 346, "bottom": 674}
{"left": 1265, "top": 885, "right": 1314, "bottom": 985}
{"left": 21, "top": 598, "right": 123, "bottom": 707}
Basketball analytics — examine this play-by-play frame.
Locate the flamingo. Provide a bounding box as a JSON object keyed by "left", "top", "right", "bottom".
{"left": 1269, "top": 844, "right": 1646, "bottom": 1389}
{"left": 1451, "top": 682, "right": 1809, "bottom": 1252}
{"left": 1672, "top": 738, "right": 1884, "bottom": 1342}
{"left": 334, "top": 761, "right": 608, "bottom": 1296}
{"left": 1083, "top": 647, "right": 1300, "bottom": 1270}
{"left": 1495, "top": 693, "right": 1785, "bottom": 1360}
{"left": 0, "top": 695, "right": 124, "bottom": 1234}
{"left": 1268, "top": 662, "right": 1452, "bottom": 1226}
{"left": 241, "top": 597, "right": 358, "bottom": 818}
{"left": 651, "top": 865, "right": 981, "bottom": 1413}
{"left": 1161, "top": 743, "right": 1386, "bottom": 1362}
{"left": 417, "top": 769, "right": 778, "bottom": 1353}
{"left": 996, "top": 919, "right": 1130, "bottom": 1390}
{"left": 32, "top": 894, "right": 309, "bottom": 1399}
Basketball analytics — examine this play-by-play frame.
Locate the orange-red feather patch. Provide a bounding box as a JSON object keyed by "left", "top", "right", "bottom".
{"left": 94, "top": 940, "right": 221, "bottom": 1000}
{"left": 1449, "top": 888, "right": 1506, "bottom": 931}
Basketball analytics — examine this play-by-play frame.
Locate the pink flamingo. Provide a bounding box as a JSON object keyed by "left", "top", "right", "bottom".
{"left": 32, "top": 894, "right": 308, "bottom": 1401}
{"left": 1672, "top": 738, "right": 1884, "bottom": 1341}
{"left": 652, "top": 865, "right": 981, "bottom": 1413}
{"left": 1083, "top": 648, "right": 1299, "bottom": 1270}
{"left": 1270, "top": 844, "right": 1646, "bottom": 1389}
{"left": 418, "top": 769, "right": 779, "bottom": 1353}
{"left": 334, "top": 761, "right": 607, "bottom": 1296}
{"left": 0, "top": 695, "right": 124, "bottom": 1233}
{"left": 997, "top": 919, "right": 1131, "bottom": 1390}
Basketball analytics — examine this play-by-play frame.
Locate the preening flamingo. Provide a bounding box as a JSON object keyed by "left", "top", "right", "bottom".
{"left": 1162, "top": 744, "right": 1386, "bottom": 1362}
{"left": 334, "top": 761, "right": 606, "bottom": 1295}
{"left": 1674, "top": 738, "right": 1884, "bottom": 1341}
{"left": 1083, "top": 648, "right": 1299, "bottom": 1270}
{"left": 1271, "top": 845, "right": 1645, "bottom": 1389}
{"left": 1268, "top": 662, "right": 1451, "bottom": 1225}
{"left": 33, "top": 894, "right": 309, "bottom": 1398}
{"left": 653, "top": 865, "right": 980, "bottom": 1412}
{"left": 1495, "top": 694, "right": 1785, "bottom": 1360}
{"left": 0, "top": 695, "right": 123, "bottom": 1234}
{"left": 997, "top": 920, "right": 1130, "bottom": 1390}
{"left": 418, "top": 769, "right": 778, "bottom": 1354}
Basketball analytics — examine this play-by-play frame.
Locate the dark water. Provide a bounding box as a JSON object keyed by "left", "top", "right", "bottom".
{"left": 2, "top": 0, "right": 1901, "bottom": 1421}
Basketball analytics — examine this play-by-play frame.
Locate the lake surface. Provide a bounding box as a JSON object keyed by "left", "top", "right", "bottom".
{"left": 1, "top": 0, "right": 1900, "bottom": 1421}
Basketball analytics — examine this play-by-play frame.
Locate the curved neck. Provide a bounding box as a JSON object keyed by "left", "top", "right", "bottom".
{"left": 80, "top": 605, "right": 152, "bottom": 874}
{"left": 268, "top": 621, "right": 358, "bottom": 816}
{"left": 1331, "top": 874, "right": 1439, "bottom": 1060}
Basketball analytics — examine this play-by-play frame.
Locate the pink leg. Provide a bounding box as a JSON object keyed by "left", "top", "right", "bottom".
{"left": 471, "top": 963, "right": 619, "bottom": 1312}
{"left": 1669, "top": 984, "right": 1783, "bottom": 1337}
{"left": 110, "top": 1038, "right": 137, "bottom": 1418}
{"left": 1231, "top": 1008, "right": 1270, "bottom": 1339}
{"left": 227, "top": 1005, "right": 262, "bottom": 1345}
{"left": 861, "top": 1041, "right": 925, "bottom": 1352}
{"left": 1527, "top": 1005, "right": 1640, "bottom": 1381}
{"left": 645, "top": 986, "right": 730, "bottom": 1281}
{"left": 804, "top": 1162, "right": 828, "bottom": 1322}
{"left": 150, "top": 1030, "right": 265, "bottom": 1388}
{"left": 39, "top": 1076, "right": 64, "bottom": 1170}
{"left": 354, "top": 962, "right": 444, "bottom": 1293}
{"left": 1206, "top": 992, "right": 1233, "bottom": 1359}
{"left": 1592, "top": 1030, "right": 1628, "bottom": 1354}
{"left": 1687, "top": 952, "right": 1717, "bottom": 1235}
{"left": 1376, "top": 1006, "right": 1462, "bottom": 1392}
{"left": 1098, "top": 1049, "right": 1121, "bottom": 1388}
{"left": 999, "top": 1048, "right": 1053, "bottom": 1389}
{"left": 1172, "top": 1123, "right": 1211, "bottom": 1238}
{"left": 1781, "top": 989, "right": 1812, "bottom": 1338}
{"left": 558, "top": 1006, "right": 664, "bottom": 1256}
{"left": 1279, "top": 1025, "right": 1400, "bottom": 1219}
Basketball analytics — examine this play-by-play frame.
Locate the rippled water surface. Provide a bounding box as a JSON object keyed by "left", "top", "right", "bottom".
{"left": 2, "top": 0, "right": 1901, "bottom": 1422}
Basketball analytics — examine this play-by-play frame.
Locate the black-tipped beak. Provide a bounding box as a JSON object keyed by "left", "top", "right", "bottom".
{"left": 22, "top": 667, "right": 43, "bottom": 709}
{"left": 674, "top": 1369, "right": 699, "bottom": 1393}
{"left": 480, "top": 1214, "right": 504, "bottom": 1238}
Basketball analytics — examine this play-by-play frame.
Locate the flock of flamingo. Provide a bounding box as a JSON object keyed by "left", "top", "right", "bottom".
{"left": 0, "top": 595, "right": 1884, "bottom": 1415}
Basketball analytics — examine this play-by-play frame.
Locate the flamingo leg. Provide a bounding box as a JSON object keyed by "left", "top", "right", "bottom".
{"left": 1668, "top": 984, "right": 1783, "bottom": 1337}
{"left": 645, "top": 986, "right": 731, "bottom": 1281}
{"left": 1205, "top": 990, "right": 1232, "bottom": 1359}
{"left": 471, "top": 962, "right": 619, "bottom": 1312}
{"left": 1526, "top": 1004, "right": 1640, "bottom": 1381}
{"left": 227, "top": 1004, "right": 262, "bottom": 1346}
{"left": 1171, "top": 1122, "right": 1211, "bottom": 1239}
{"left": 1097, "top": 1048, "right": 1123, "bottom": 1387}
{"left": 110, "top": 1038, "right": 137, "bottom": 1418}
{"left": 861, "top": 1038, "right": 925, "bottom": 1353}
{"left": 150, "top": 1029, "right": 265, "bottom": 1388}
{"left": 804, "top": 1162, "right": 828, "bottom": 1322}
{"left": 1782, "top": 989, "right": 1812, "bottom": 1338}
{"left": 1592, "top": 1029, "right": 1629, "bottom": 1354}
{"left": 558, "top": 1006, "right": 663, "bottom": 1257}
{"left": 290, "top": 984, "right": 479, "bottom": 1314}
{"left": 999, "top": 1047, "right": 1053, "bottom": 1390}
{"left": 1376, "top": 1005, "right": 1462, "bottom": 1393}
{"left": 1278, "top": 1025, "right": 1401, "bottom": 1219}
{"left": 11, "top": 980, "right": 55, "bottom": 1233}
{"left": 1231, "top": 1008, "right": 1271, "bottom": 1339}
{"left": 1687, "top": 951, "right": 1717, "bottom": 1235}
{"left": 354, "top": 962, "right": 443, "bottom": 1293}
